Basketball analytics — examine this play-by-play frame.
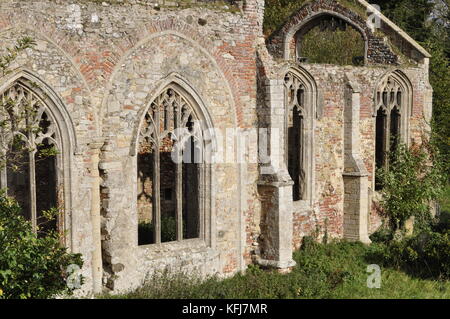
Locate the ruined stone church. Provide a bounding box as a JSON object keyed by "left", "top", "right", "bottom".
{"left": 0, "top": 0, "right": 432, "bottom": 295}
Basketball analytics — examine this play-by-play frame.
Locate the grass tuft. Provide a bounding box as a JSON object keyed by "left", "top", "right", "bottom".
{"left": 103, "top": 239, "right": 449, "bottom": 299}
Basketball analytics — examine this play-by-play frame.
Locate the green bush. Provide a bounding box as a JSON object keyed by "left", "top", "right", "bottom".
{"left": 300, "top": 25, "right": 365, "bottom": 65}
{"left": 0, "top": 192, "right": 83, "bottom": 299}
{"left": 138, "top": 215, "right": 177, "bottom": 245}
{"left": 264, "top": 0, "right": 310, "bottom": 36}
{"left": 368, "top": 229, "right": 450, "bottom": 280}
{"left": 376, "top": 142, "right": 446, "bottom": 233}
{"left": 369, "top": 227, "right": 395, "bottom": 244}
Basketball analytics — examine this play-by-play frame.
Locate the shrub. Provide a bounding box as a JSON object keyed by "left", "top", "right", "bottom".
{"left": 0, "top": 192, "right": 83, "bottom": 299}
{"left": 367, "top": 229, "right": 450, "bottom": 280}
{"left": 138, "top": 215, "right": 178, "bottom": 245}
{"left": 264, "top": 0, "right": 310, "bottom": 36}
{"left": 369, "top": 227, "right": 394, "bottom": 244}
{"left": 376, "top": 142, "right": 446, "bottom": 233}
{"left": 300, "top": 25, "right": 365, "bottom": 65}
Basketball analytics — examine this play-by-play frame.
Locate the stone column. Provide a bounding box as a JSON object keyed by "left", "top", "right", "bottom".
{"left": 88, "top": 138, "right": 104, "bottom": 294}
{"left": 98, "top": 137, "right": 133, "bottom": 291}
{"left": 342, "top": 74, "right": 371, "bottom": 244}
{"left": 257, "top": 79, "right": 296, "bottom": 270}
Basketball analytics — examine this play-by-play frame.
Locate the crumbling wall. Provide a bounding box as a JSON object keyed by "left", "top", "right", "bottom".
{"left": 267, "top": 0, "right": 398, "bottom": 65}
{"left": 0, "top": 0, "right": 264, "bottom": 294}
{"left": 0, "top": 0, "right": 433, "bottom": 295}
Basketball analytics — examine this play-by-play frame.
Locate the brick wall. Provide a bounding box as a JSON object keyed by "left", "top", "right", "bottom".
{"left": 0, "top": 0, "right": 432, "bottom": 295}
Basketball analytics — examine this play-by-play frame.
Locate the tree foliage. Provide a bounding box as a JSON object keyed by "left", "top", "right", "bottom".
{"left": 0, "top": 39, "right": 83, "bottom": 299}
{"left": 0, "top": 192, "right": 83, "bottom": 299}
{"left": 265, "top": 1, "right": 449, "bottom": 173}
{"left": 376, "top": 142, "right": 446, "bottom": 232}
{"left": 300, "top": 25, "right": 365, "bottom": 65}
{"left": 370, "top": 0, "right": 450, "bottom": 174}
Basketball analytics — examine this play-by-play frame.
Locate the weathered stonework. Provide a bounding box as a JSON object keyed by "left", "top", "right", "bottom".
{"left": 0, "top": 0, "right": 432, "bottom": 295}
{"left": 267, "top": 0, "right": 398, "bottom": 64}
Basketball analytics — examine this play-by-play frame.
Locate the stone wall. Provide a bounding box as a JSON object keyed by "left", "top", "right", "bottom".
{"left": 289, "top": 63, "right": 431, "bottom": 244}
{"left": 0, "top": 0, "right": 265, "bottom": 294}
{"left": 267, "top": 0, "right": 398, "bottom": 65}
{"left": 0, "top": 0, "right": 433, "bottom": 295}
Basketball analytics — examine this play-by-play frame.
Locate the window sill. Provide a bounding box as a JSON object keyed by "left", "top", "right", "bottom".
{"left": 138, "top": 238, "right": 208, "bottom": 255}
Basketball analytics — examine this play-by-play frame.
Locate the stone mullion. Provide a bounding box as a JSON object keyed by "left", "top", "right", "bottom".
{"left": 154, "top": 101, "right": 161, "bottom": 245}
{"left": 394, "top": 88, "right": 402, "bottom": 146}
{"left": 0, "top": 164, "right": 6, "bottom": 190}
{"left": 26, "top": 93, "right": 38, "bottom": 234}
{"left": 54, "top": 132, "right": 65, "bottom": 240}
{"left": 175, "top": 97, "right": 183, "bottom": 241}
{"left": 283, "top": 86, "right": 290, "bottom": 168}
{"left": 29, "top": 147, "right": 37, "bottom": 234}
{"left": 198, "top": 160, "right": 205, "bottom": 240}
{"left": 0, "top": 106, "right": 7, "bottom": 191}
{"left": 385, "top": 103, "right": 391, "bottom": 170}
{"left": 298, "top": 113, "right": 304, "bottom": 199}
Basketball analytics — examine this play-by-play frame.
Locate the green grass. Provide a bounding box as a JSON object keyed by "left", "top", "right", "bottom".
{"left": 440, "top": 185, "right": 450, "bottom": 214}
{"left": 104, "top": 240, "right": 449, "bottom": 299}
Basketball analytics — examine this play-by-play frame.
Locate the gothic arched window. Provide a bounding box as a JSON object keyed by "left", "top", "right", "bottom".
{"left": 137, "top": 84, "right": 207, "bottom": 245}
{"left": 0, "top": 80, "right": 64, "bottom": 235}
{"left": 374, "top": 72, "right": 412, "bottom": 190}
{"left": 284, "top": 69, "right": 317, "bottom": 204}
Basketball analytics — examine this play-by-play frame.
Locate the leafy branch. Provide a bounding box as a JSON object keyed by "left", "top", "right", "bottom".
{"left": 0, "top": 37, "right": 35, "bottom": 76}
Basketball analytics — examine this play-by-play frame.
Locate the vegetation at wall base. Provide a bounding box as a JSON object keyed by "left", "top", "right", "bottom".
{"left": 0, "top": 192, "right": 83, "bottom": 299}
{"left": 372, "top": 139, "right": 449, "bottom": 280}
{"left": 376, "top": 142, "right": 446, "bottom": 233}
{"left": 104, "top": 237, "right": 449, "bottom": 299}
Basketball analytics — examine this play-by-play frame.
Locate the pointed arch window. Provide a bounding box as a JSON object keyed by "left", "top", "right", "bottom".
{"left": 374, "top": 73, "right": 411, "bottom": 190}
{"left": 284, "top": 70, "right": 316, "bottom": 203}
{"left": 0, "top": 80, "right": 63, "bottom": 235}
{"left": 137, "top": 85, "right": 207, "bottom": 246}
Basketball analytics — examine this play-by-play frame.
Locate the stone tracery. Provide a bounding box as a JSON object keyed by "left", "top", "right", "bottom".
{"left": 374, "top": 72, "right": 412, "bottom": 189}
{"left": 0, "top": 81, "right": 61, "bottom": 234}
{"left": 284, "top": 69, "right": 315, "bottom": 204}
{"left": 137, "top": 85, "right": 203, "bottom": 245}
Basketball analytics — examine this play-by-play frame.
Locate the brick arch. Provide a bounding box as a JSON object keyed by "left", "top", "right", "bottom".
{"left": 102, "top": 18, "right": 242, "bottom": 127}
{"left": 0, "top": 13, "right": 242, "bottom": 130}
{"left": 0, "top": 9, "right": 120, "bottom": 90}
{"left": 0, "top": 24, "right": 92, "bottom": 93}
{"left": 0, "top": 23, "right": 99, "bottom": 135}
{"left": 267, "top": 0, "right": 397, "bottom": 65}
{"left": 285, "top": 11, "right": 369, "bottom": 63}
{"left": 0, "top": 11, "right": 244, "bottom": 126}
